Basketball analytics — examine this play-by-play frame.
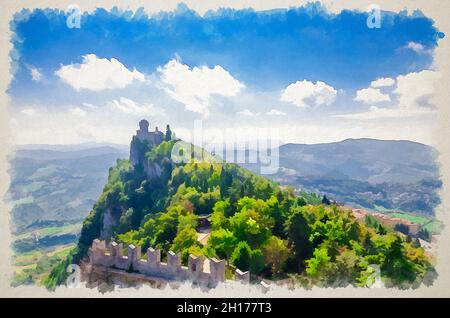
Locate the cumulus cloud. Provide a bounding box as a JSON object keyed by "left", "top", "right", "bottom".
{"left": 370, "top": 77, "right": 395, "bottom": 88}
{"left": 337, "top": 70, "right": 440, "bottom": 120}
{"left": 354, "top": 87, "right": 391, "bottom": 103}
{"left": 395, "top": 70, "right": 440, "bottom": 109}
{"left": 157, "top": 59, "right": 245, "bottom": 116}
{"left": 108, "top": 97, "right": 163, "bottom": 117}
{"left": 266, "top": 109, "right": 286, "bottom": 116}
{"left": 55, "top": 54, "right": 146, "bottom": 91}
{"left": 280, "top": 80, "right": 337, "bottom": 108}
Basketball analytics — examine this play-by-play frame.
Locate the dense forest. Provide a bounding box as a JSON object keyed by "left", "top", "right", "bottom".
{"left": 45, "top": 132, "right": 435, "bottom": 290}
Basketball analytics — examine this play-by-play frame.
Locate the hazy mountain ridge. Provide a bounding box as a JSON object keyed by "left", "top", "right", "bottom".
{"left": 241, "top": 139, "right": 441, "bottom": 215}
{"left": 278, "top": 139, "right": 439, "bottom": 184}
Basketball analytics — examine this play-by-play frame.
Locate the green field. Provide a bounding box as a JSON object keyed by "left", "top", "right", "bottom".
{"left": 11, "top": 221, "right": 82, "bottom": 287}
{"left": 372, "top": 205, "right": 442, "bottom": 235}
{"left": 14, "top": 223, "right": 82, "bottom": 241}
{"left": 12, "top": 244, "right": 76, "bottom": 287}
{"left": 387, "top": 212, "right": 442, "bottom": 234}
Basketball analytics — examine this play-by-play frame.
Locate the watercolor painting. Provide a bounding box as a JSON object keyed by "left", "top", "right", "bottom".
{"left": 4, "top": 2, "right": 446, "bottom": 294}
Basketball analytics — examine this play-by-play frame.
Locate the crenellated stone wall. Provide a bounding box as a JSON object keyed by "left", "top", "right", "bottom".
{"left": 90, "top": 239, "right": 249, "bottom": 288}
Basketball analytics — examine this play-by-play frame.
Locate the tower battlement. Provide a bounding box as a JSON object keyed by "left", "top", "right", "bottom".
{"left": 134, "top": 119, "right": 164, "bottom": 144}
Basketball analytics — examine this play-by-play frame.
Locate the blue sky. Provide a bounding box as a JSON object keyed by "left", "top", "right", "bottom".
{"left": 8, "top": 3, "right": 444, "bottom": 145}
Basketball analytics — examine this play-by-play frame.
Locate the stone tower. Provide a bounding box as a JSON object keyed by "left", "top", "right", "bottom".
{"left": 130, "top": 119, "right": 164, "bottom": 166}
{"left": 129, "top": 119, "right": 165, "bottom": 179}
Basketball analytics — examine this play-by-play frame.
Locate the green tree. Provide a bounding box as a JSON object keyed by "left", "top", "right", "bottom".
{"left": 305, "top": 245, "right": 333, "bottom": 279}
{"left": 285, "top": 209, "right": 313, "bottom": 272}
{"left": 207, "top": 228, "right": 237, "bottom": 259}
{"left": 229, "top": 201, "right": 273, "bottom": 248}
{"left": 417, "top": 227, "right": 431, "bottom": 242}
{"left": 171, "top": 228, "right": 199, "bottom": 256}
{"left": 177, "top": 213, "right": 198, "bottom": 231}
{"left": 153, "top": 207, "right": 180, "bottom": 246}
{"left": 394, "top": 223, "right": 410, "bottom": 235}
{"left": 230, "top": 241, "right": 252, "bottom": 272}
{"left": 262, "top": 236, "right": 291, "bottom": 275}
{"left": 165, "top": 124, "right": 172, "bottom": 141}
{"left": 250, "top": 249, "right": 265, "bottom": 274}
{"left": 322, "top": 195, "right": 331, "bottom": 205}
{"left": 230, "top": 241, "right": 265, "bottom": 274}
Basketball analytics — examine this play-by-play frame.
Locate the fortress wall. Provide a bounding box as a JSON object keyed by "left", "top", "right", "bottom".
{"left": 91, "top": 239, "right": 245, "bottom": 286}
{"left": 235, "top": 269, "right": 250, "bottom": 284}
{"left": 90, "top": 239, "right": 251, "bottom": 286}
{"left": 210, "top": 258, "right": 227, "bottom": 283}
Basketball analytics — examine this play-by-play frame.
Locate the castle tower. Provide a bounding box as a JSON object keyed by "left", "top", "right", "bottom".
{"left": 139, "top": 119, "right": 149, "bottom": 133}
{"left": 136, "top": 119, "right": 150, "bottom": 141}
{"left": 130, "top": 119, "right": 166, "bottom": 177}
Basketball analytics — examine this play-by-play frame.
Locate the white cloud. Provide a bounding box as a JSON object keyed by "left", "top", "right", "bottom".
{"left": 266, "top": 109, "right": 286, "bottom": 116}
{"left": 30, "top": 67, "right": 43, "bottom": 82}
{"left": 108, "top": 97, "right": 163, "bottom": 117}
{"left": 406, "top": 41, "right": 426, "bottom": 54}
{"left": 354, "top": 87, "right": 391, "bottom": 103}
{"left": 55, "top": 54, "right": 145, "bottom": 91}
{"left": 370, "top": 77, "right": 395, "bottom": 88}
{"left": 236, "top": 109, "right": 260, "bottom": 116}
{"left": 157, "top": 59, "right": 245, "bottom": 116}
{"left": 395, "top": 70, "right": 440, "bottom": 109}
{"left": 280, "top": 80, "right": 337, "bottom": 108}
{"left": 21, "top": 107, "right": 37, "bottom": 116}
{"left": 336, "top": 70, "right": 440, "bottom": 120}
{"left": 11, "top": 100, "right": 167, "bottom": 145}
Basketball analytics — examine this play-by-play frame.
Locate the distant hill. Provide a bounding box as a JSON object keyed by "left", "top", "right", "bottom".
{"left": 8, "top": 145, "right": 128, "bottom": 233}
{"left": 15, "top": 142, "right": 129, "bottom": 152}
{"left": 278, "top": 139, "right": 439, "bottom": 184}
{"left": 240, "top": 139, "right": 441, "bottom": 215}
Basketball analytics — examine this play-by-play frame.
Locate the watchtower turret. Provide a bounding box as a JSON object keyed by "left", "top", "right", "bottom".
{"left": 139, "top": 119, "right": 149, "bottom": 133}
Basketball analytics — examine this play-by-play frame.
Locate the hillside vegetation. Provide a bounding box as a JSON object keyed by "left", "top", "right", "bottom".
{"left": 46, "top": 138, "right": 435, "bottom": 290}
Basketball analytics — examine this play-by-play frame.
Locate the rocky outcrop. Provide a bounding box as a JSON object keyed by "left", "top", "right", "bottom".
{"left": 100, "top": 208, "right": 118, "bottom": 240}
{"left": 143, "top": 160, "right": 162, "bottom": 179}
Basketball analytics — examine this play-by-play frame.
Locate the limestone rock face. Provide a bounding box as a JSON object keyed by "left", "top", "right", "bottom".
{"left": 100, "top": 208, "right": 117, "bottom": 240}
{"left": 129, "top": 137, "right": 142, "bottom": 167}
{"left": 143, "top": 160, "right": 162, "bottom": 179}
